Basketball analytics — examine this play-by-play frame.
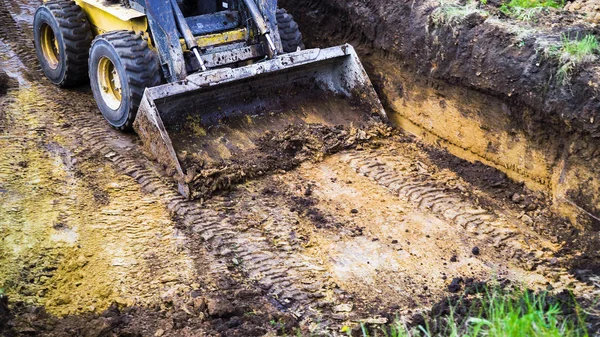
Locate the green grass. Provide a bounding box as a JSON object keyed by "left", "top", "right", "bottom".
{"left": 431, "top": 2, "right": 488, "bottom": 26}
{"left": 465, "top": 289, "right": 587, "bottom": 337}
{"left": 544, "top": 33, "right": 599, "bottom": 85}
{"left": 500, "top": 0, "right": 563, "bottom": 22}
{"left": 352, "top": 285, "right": 589, "bottom": 337}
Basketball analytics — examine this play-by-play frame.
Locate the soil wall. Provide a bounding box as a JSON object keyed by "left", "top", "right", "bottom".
{"left": 281, "top": 0, "right": 600, "bottom": 228}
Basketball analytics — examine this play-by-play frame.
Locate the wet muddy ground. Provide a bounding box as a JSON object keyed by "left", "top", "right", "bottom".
{"left": 1, "top": 0, "right": 600, "bottom": 336}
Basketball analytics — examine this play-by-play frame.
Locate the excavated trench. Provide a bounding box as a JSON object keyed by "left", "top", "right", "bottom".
{"left": 1, "top": 0, "right": 600, "bottom": 336}
{"left": 281, "top": 0, "right": 600, "bottom": 277}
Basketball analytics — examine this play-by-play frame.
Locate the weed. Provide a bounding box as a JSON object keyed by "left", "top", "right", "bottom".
{"left": 431, "top": 1, "right": 488, "bottom": 26}
{"left": 500, "top": 0, "right": 563, "bottom": 22}
{"left": 356, "top": 285, "right": 589, "bottom": 337}
{"left": 466, "top": 287, "right": 589, "bottom": 337}
{"left": 544, "top": 33, "right": 599, "bottom": 85}
{"left": 485, "top": 17, "right": 537, "bottom": 42}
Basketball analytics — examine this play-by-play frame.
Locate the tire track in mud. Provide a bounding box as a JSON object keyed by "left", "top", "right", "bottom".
{"left": 341, "top": 149, "right": 556, "bottom": 267}
{"left": 0, "top": 1, "right": 591, "bottom": 333}
{"left": 182, "top": 194, "right": 339, "bottom": 321}
{"left": 0, "top": 84, "right": 201, "bottom": 316}
{"left": 334, "top": 146, "right": 588, "bottom": 294}
{"left": 0, "top": 0, "right": 209, "bottom": 318}
{"left": 75, "top": 128, "right": 345, "bottom": 326}
{"left": 0, "top": 1, "right": 359, "bottom": 327}
{"left": 0, "top": 0, "right": 40, "bottom": 82}
{"left": 0, "top": 9, "right": 343, "bottom": 325}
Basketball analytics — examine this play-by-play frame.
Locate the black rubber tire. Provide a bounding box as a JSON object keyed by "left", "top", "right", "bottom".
{"left": 33, "top": 0, "right": 92, "bottom": 87}
{"left": 88, "top": 31, "right": 161, "bottom": 131}
{"left": 276, "top": 8, "right": 305, "bottom": 53}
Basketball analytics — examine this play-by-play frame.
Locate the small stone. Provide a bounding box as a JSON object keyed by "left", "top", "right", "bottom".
{"left": 350, "top": 209, "right": 359, "bottom": 214}
{"left": 391, "top": 239, "right": 398, "bottom": 244}
{"left": 521, "top": 215, "right": 533, "bottom": 225}
{"left": 54, "top": 296, "right": 71, "bottom": 305}
{"left": 304, "top": 185, "right": 313, "bottom": 196}
{"left": 234, "top": 289, "right": 261, "bottom": 299}
{"left": 333, "top": 303, "right": 353, "bottom": 313}
{"left": 193, "top": 297, "right": 206, "bottom": 312}
{"left": 472, "top": 247, "right": 480, "bottom": 255}
{"left": 450, "top": 255, "right": 458, "bottom": 262}
{"left": 358, "top": 317, "right": 388, "bottom": 324}
{"left": 331, "top": 313, "right": 347, "bottom": 320}
{"left": 511, "top": 193, "right": 522, "bottom": 203}
{"left": 155, "top": 329, "right": 165, "bottom": 337}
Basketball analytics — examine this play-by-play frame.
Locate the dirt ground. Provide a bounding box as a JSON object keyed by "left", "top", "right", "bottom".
{"left": 565, "top": 0, "right": 600, "bottom": 23}
{"left": 1, "top": 0, "right": 600, "bottom": 336}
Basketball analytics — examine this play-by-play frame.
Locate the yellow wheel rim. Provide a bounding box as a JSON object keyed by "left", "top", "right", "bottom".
{"left": 40, "top": 23, "right": 60, "bottom": 69}
{"left": 97, "top": 57, "right": 122, "bottom": 111}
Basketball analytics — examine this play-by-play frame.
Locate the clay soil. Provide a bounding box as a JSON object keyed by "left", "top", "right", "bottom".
{"left": 1, "top": 0, "right": 600, "bottom": 336}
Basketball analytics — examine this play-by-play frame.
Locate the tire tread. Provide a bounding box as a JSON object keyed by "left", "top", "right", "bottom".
{"left": 90, "top": 30, "right": 161, "bottom": 131}
{"left": 276, "top": 8, "right": 305, "bottom": 53}
{"left": 42, "top": 0, "right": 92, "bottom": 86}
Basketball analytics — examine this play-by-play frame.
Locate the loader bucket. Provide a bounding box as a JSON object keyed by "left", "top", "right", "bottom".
{"left": 133, "top": 44, "right": 386, "bottom": 199}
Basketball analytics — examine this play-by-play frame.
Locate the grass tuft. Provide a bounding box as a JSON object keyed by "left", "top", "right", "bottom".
{"left": 355, "top": 285, "right": 589, "bottom": 337}
{"left": 465, "top": 288, "right": 588, "bottom": 337}
{"left": 500, "top": 0, "right": 563, "bottom": 22}
{"left": 544, "top": 33, "right": 599, "bottom": 85}
{"left": 431, "top": 1, "right": 488, "bottom": 26}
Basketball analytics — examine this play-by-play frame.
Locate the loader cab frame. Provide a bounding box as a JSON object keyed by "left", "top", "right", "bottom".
{"left": 121, "top": 0, "right": 282, "bottom": 82}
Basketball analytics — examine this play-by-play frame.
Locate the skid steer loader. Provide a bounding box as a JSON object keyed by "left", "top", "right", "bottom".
{"left": 33, "top": 0, "right": 386, "bottom": 198}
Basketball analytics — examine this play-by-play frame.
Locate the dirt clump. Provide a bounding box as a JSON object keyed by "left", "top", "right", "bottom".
{"left": 0, "top": 70, "right": 16, "bottom": 96}
{"left": 0, "top": 70, "right": 17, "bottom": 128}
{"left": 185, "top": 122, "right": 391, "bottom": 199}
{"left": 447, "top": 278, "right": 464, "bottom": 293}
{"left": 0, "top": 290, "right": 299, "bottom": 337}
{"left": 206, "top": 296, "right": 236, "bottom": 318}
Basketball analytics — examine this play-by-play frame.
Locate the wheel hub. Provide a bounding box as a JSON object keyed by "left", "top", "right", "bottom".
{"left": 40, "top": 23, "right": 60, "bottom": 70}
{"left": 97, "top": 57, "right": 122, "bottom": 111}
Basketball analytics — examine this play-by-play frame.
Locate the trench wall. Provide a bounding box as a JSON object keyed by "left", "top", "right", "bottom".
{"left": 281, "top": 0, "right": 600, "bottom": 228}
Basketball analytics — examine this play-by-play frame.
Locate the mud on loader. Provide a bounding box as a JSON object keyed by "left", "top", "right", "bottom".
{"left": 33, "top": 0, "right": 386, "bottom": 198}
